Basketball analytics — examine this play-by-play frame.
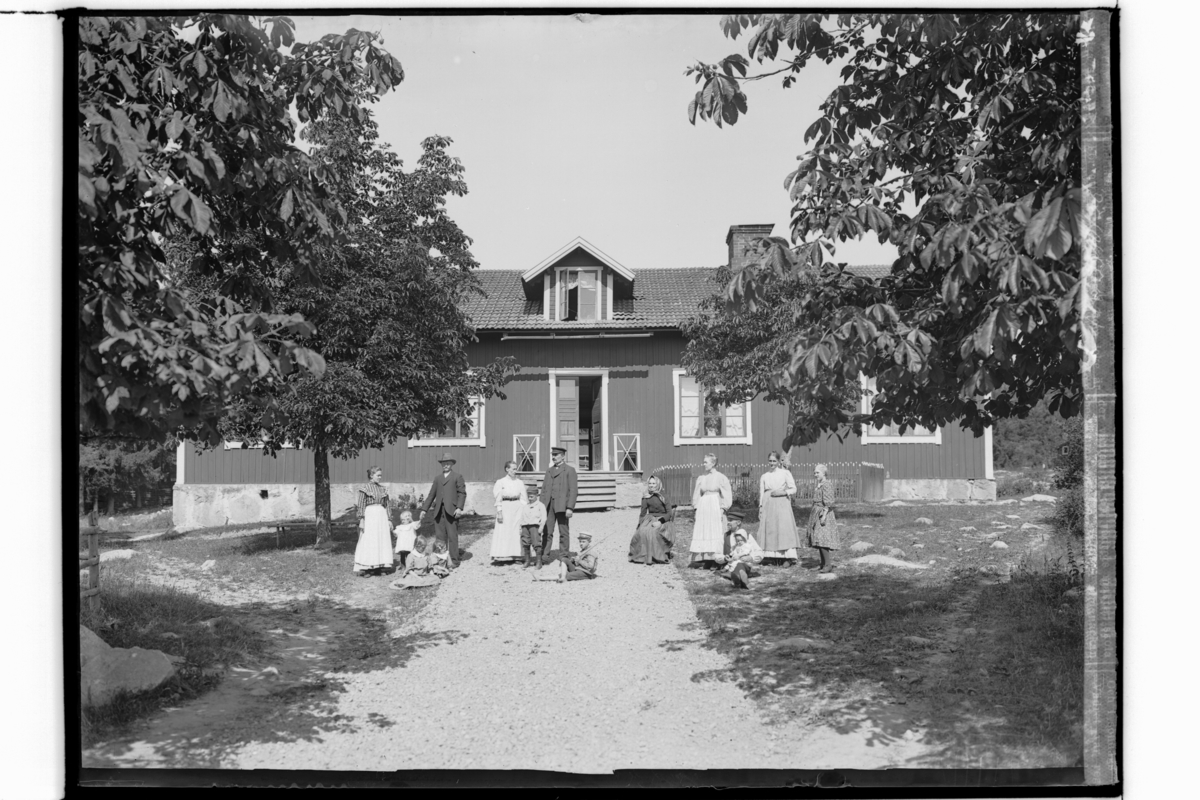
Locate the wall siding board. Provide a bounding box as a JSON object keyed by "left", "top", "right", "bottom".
{"left": 187, "top": 332, "right": 988, "bottom": 485}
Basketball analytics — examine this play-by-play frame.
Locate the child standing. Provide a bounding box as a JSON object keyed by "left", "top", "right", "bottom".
{"left": 518, "top": 489, "right": 548, "bottom": 568}
{"left": 393, "top": 509, "right": 420, "bottom": 567}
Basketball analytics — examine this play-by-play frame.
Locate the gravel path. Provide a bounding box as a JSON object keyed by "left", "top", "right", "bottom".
{"left": 97, "top": 509, "right": 937, "bottom": 772}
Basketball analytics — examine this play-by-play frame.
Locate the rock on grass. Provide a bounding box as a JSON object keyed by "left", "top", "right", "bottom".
{"left": 849, "top": 554, "right": 930, "bottom": 570}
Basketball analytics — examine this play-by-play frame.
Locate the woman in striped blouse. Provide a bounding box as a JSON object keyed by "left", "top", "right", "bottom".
{"left": 355, "top": 466, "right": 394, "bottom": 576}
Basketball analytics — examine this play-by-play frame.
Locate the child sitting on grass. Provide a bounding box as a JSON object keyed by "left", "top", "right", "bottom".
{"left": 393, "top": 508, "right": 420, "bottom": 567}
{"left": 399, "top": 528, "right": 451, "bottom": 579}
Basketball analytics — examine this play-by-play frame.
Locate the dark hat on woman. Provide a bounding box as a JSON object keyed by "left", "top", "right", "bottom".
{"left": 437, "top": 452, "right": 456, "bottom": 464}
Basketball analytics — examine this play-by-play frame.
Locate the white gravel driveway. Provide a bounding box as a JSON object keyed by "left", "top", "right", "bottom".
{"left": 123, "top": 509, "right": 938, "bottom": 772}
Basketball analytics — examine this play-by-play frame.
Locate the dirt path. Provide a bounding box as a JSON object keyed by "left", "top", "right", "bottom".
{"left": 84, "top": 508, "right": 951, "bottom": 772}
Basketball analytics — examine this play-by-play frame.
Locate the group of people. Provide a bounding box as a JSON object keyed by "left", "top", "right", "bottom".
{"left": 625, "top": 451, "right": 842, "bottom": 588}
{"left": 351, "top": 445, "right": 599, "bottom": 585}
{"left": 349, "top": 446, "right": 839, "bottom": 590}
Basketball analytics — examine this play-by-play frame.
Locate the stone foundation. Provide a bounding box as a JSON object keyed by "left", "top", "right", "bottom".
{"left": 174, "top": 483, "right": 417, "bottom": 531}
{"left": 175, "top": 473, "right": 650, "bottom": 530}
{"left": 882, "top": 478, "right": 996, "bottom": 502}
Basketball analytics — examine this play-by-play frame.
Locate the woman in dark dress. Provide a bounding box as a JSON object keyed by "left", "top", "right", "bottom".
{"left": 628, "top": 476, "right": 674, "bottom": 565}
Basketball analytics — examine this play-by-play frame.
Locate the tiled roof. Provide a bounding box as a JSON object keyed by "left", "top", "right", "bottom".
{"left": 464, "top": 268, "right": 722, "bottom": 330}
{"left": 463, "top": 263, "right": 895, "bottom": 331}
{"left": 845, "top": 263, "right": 892, "bottom": 279}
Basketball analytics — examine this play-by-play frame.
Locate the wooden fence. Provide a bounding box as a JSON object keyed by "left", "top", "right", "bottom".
{"left": 651, "top": 462, "right": 886, "bottom": 509}
{"left": 79, "top": 508, "right": 100, "bottom": 613}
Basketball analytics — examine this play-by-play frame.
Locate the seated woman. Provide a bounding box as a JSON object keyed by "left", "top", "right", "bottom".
{"left": 628, "top": 475, "right": 674, "bottom": 565}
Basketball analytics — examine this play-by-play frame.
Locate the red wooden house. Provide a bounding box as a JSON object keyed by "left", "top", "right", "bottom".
{"left": 173, "top": 225, "right": 995, "bottom": 529}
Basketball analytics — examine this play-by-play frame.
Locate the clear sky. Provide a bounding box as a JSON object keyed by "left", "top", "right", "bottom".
{"left": 291, "top": 13, "right": 897, "bottom": 272}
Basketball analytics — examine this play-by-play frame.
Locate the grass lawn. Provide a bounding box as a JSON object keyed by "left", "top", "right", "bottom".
{"left": 80, "top": 514, "right": 494, "bottom": 749}
{"left": 671, "top": 500, "right": 1084, "bottom": 768}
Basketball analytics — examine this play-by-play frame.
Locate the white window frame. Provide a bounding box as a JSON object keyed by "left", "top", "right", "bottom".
{"left": 554, "top": 266, "right": 602, "bottom": 322}
{"left": 671, "top": 369, "right": 753, "bottom": 446}
{"left": 513, "top": 434, "right": 540, "bottom": 472}
{"left": 613, "top": 433, "right": 641, "bottom": 472}
{"left": 859, "top": 376, "right": 941, "bottom": 444}
{"left": 408, "top": 397, "right": 487, "bottom": 448}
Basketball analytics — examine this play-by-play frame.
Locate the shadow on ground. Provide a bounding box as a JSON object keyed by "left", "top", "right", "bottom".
{"left": 668, "top": 507, "right": 1083, "bottom": 769}
{"left": 82, "top": 520, "right": 496, "bottom": 768}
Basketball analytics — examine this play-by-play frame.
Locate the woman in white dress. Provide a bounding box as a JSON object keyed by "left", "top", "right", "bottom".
{"left": 354, "top": 466, "right": 394, "bottom": 576}
{"left": 490, "top": 460, "right": 527, "bottom": 564}
{"left": 689, "top": 453, "right": 732, "bottom": 567}
{"left": 758, "top": 450, "right": 800, "bottom": 564}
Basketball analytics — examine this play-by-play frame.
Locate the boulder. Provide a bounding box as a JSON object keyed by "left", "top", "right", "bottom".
{"left": 959, "top": 526, "right": 977, "bottom": 532}
{"left": 200, "top": 559, "right": 216, "bottom": 571}
{"left": 990, "top": 540, "right": 1009, "bottom": 550}
{"left": 887, "top": 500, "right": 909, "bottom": 507}
{"left": 914, "top": 517, "right": 933, "bottom": 525}
{"left": 1005, "top": 515, "right": 1022, "bottom": 520}
{"left": 817, "top": 572, "right": 838, "bottom": 581}
{"left": 904, "top": 635, "right": 933, "bottom": 646}
{"left": 1020, "top": 523, "right": 1044, "bottom": 531}
{"left": 99, "top": 549, "right": 137, "bottom": 563}
{"left": 883, "top": 547, "right": 906, "bottom": 559}
{"left": 913, "top": 543, "right": 925, "bottom": 549}
{"left": 849, "top": 541, "right": 874, "bottom": 553}
{"left": 80, "top": 625, "right": 176, "bottom": 708}
{"left": 1021, "top": 494, "right": 1058, "bottom": 503}
{"left": 850, "top": 554, "right": 930, "bottom": 570}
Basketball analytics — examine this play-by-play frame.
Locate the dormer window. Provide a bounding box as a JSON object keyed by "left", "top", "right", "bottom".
{"left": 557, "top": 267, "right": 600, "bottom": 321}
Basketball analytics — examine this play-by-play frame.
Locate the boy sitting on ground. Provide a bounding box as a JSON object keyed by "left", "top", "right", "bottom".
{"left": 532, "top": 531, "right": 599, "bottom": 582}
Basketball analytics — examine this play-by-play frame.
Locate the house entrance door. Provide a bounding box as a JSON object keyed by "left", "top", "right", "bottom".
{"left": 556, "top": 376, "right": 579, "bottom": 468}
{"left": 552, "top": 371, "right": 609, "bottom": 472}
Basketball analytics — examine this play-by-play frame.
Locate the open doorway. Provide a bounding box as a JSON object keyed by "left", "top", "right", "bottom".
{"left": 554, "top": 373, "right": 605, "bottom": 471}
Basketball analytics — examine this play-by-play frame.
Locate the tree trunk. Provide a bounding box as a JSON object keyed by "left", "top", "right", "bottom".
{"left": 106, "top": 494, "right": 115, "bottom": 516}
{"left": 314, "top": 444, "right": 332, "bottom": 544}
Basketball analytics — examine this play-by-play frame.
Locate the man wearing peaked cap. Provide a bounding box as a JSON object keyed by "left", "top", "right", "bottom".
{"left": 537, "top": 444, "right": 577, "bottom": 566}
{"left": 419, "top": 452, "right": 466, "bottom": 567}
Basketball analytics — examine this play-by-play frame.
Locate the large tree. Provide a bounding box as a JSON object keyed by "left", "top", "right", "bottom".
{"left": 215, "top": 109, "right": 516, "bottom": 542}
{"left": 78, "top": 15, "right": 404, "bottom": 441}
{"left": 685, "top": 13, "right": 1083, "bottom": 448}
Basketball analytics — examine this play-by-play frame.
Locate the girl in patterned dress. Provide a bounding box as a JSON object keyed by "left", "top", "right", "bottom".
{"left": 805, "top": 463, "right": 840, "bottom": 573}
{"left": 354, "top": 466, "right": 394, "bottom": 576}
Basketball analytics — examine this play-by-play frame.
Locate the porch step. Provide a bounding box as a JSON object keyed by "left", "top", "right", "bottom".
{"left": 519, "top": 472, "right": 616, "bottom": 511}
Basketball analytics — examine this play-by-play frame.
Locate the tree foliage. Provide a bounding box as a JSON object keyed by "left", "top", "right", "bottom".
{"left": 686, "top": 13, "right": 1084, "bottom": 447}
{"left": 212, "top": 106, "right": 516, "bottom": 533}
{"left": 681, "top": 266, "right": 861, "bottom": 443}
{"left": 78, "top": 15, "right": 405, "bottom": 441}
{"left": 79, "top": 436, "right": 175, "bottom": 509}
{"left": 992, "top": 398, "right": 1073, "bottom": 469}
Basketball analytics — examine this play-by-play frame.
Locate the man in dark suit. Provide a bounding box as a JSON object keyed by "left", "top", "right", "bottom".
{"left": 419, "top": 452, "right": 466, "bottom": 567}
{"left": 538, "top": 445, "right": 577, "bottom": 566}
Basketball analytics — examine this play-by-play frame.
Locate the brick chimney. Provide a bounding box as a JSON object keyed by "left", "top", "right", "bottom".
{"left": 726, "top": 224, "right": 775, "bottom": 270}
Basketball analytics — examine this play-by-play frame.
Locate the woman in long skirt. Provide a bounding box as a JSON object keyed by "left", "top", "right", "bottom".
{"left": 805, "top": 463, "right": 840, "bottom": 573}
{"left": 354, "top": 466, "right": 394, "bottom": 576}
{"left": 628, "top": 475, "right": 674, "bottom": 565}
{"left": 689, "top": 453, "right": 732, "bottom": 567}
{"left": 758, "top": 450, "right": 800, "bottom": 564}
{"left": 490, "top": 460, "right": 527, "bottom": 564}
